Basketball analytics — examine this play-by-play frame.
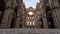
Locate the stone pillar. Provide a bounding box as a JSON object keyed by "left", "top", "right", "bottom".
{"left": 15, "top": 8, "right": 20, "bottom": 28}
{"left": 40, "top": 0, "right": 48, "bottom": 28}
{"left": 36, "top": 2, "right": 43, "bottom": 28}
{"left": 21, "top": 2, "right": 26, "bottom": 28}
{"left": 49, "top": 0, "right": 60, "bottom": 28}
{"left": 42, "top": 9, "right": 48, "bottom": 28}
{"left": 52, "top": 9, "right": 59, "bottom": 28}
{"left": 15, "top": 0, "right": 23, "bottom": 28}
{"left": 0, "top": 0, "right": 14, "bottom": 28}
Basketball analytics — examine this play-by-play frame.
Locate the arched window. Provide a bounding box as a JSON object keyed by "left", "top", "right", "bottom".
{"left": 27, "top": 21, "right": 35, "bottom": 26}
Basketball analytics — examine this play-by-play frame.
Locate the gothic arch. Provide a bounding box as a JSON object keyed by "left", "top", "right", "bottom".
{"left": 46, "top": 6, "right": 55, "bottom": 28}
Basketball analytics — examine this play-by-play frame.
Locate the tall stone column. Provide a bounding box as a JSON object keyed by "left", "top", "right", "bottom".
{"left": 52, "top": 9, "right": 59, "bottom": 28}
{"left": 21, "top": 2, "right": 26, "bottom": 28}
{"left": 15, "top": 0, "right": 23, "bottom": 28}
{"left": 49, "top": 0, "right": 60, "bottom": 28}
{"left": 15, "top": 8, "right": 20, "bottom": 28}
{"left": 36, "top": 2, "right": 43, "bottom": 28}
{"left": 15, "top": 12, "right": 20, "bottom": 28}
{"left": 40, "top": 0, "right": 48, "bottom": 28}
{"left": 0, "top": 0, "right": 14, "bottom": 28}
{"left": 42, "top": 9, "right": 48, "bottom": 28}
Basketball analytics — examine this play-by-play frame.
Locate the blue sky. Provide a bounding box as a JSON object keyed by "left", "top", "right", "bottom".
{"left": 23, "top": 0, "right": 39, "bottom": 8}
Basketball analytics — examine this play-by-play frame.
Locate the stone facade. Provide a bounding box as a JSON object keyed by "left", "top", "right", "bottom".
{"left": 25, "top": 7, "right": 37, "bottom": 28}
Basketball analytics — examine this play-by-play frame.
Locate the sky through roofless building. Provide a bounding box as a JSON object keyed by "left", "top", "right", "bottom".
{"left": 23, "top": 0, "right": 39, "bottom": 8}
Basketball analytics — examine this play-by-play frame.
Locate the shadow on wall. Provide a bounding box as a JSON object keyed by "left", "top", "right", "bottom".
{"left": 0, "top": 0, "right": 6, "bottom": 11}
{"left": 0, "top": 0, "right": 6, "bottom": 24}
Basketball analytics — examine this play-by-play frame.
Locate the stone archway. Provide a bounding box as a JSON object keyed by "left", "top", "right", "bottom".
{"left": 46, "top": 6, "right": 55, "bottom": 28}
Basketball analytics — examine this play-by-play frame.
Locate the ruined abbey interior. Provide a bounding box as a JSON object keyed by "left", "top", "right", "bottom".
{"left": 0, "top": 0, "right": 60, "bottom": 29}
